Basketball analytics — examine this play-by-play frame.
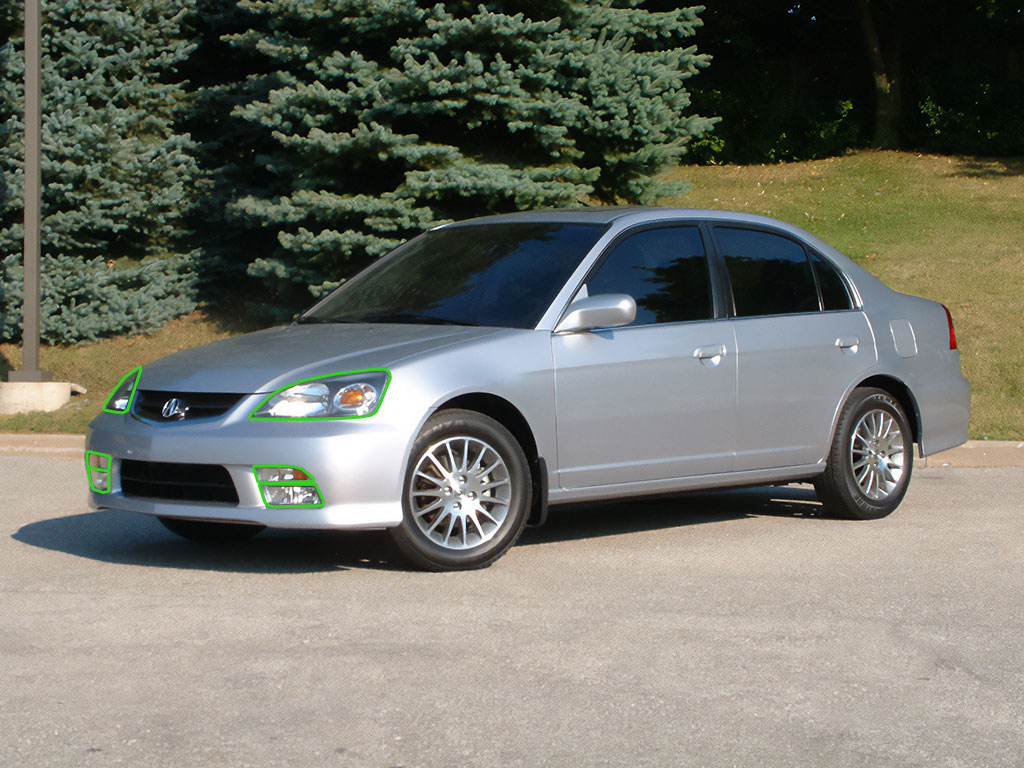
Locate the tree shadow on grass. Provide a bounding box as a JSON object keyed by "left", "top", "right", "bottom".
{"left": 13, "top": 485, "right": 825, "bottom": 572}
{"left": 949, "top": 156, "right": 1024, "bottom": 178}
{"left": 0, "top": 351, "right": 14, "bottom": 380}
{"left": 199, "top": 291, "right": 276, "bottom": 336}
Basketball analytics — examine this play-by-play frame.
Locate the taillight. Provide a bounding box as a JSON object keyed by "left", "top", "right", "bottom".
{"left": 941, "top": 304, "right": 958, "bottom": 350}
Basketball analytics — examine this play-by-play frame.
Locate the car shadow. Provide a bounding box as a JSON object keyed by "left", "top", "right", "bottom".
{"left": 13, "top": 485, "right": 824, "bottom": 572}
{"left": 12, "top": 509, "right": 404, "bottom": 573}
{"left": 520, "top": 483, "right": 824, "bottom": 546}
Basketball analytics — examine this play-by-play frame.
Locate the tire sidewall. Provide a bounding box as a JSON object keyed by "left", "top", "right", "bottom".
{"left": 834, "top": 390, "right": 913, "bottom": 519}
{"left": 390, "top": 410, "right": 531, "bottom": 570}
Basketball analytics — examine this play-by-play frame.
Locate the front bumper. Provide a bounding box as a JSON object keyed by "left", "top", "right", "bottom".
{"left": 85, "top": 404, "right": 407, "bottom": 529}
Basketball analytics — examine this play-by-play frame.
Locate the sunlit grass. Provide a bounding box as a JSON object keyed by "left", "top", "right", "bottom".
{"left": 662, "top": 151, "right": 1024, "bottom": 439}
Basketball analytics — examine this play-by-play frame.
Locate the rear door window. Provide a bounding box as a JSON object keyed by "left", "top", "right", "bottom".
{"left": 715, "top": 227, "right": 819, "bottom": 317}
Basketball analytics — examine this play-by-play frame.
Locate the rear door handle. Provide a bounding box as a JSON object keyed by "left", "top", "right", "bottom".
{"left": 836, "top": 336, "right": 860, "bottom": 353}
{"left": 694, "top": 345, "right": 727, "bottom": 366}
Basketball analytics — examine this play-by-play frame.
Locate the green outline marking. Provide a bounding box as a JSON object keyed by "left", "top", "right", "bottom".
{"left": 253, "top": 464, "right": 324, "bottom": 508}
{"left": 102, "top": 366, "right": 142, "bottom": 414}
{"left": 85, "top": 451, "right": 113, "bottom": 494}
{"left": 249, "top": 368, "right": 390, "bottom": 421}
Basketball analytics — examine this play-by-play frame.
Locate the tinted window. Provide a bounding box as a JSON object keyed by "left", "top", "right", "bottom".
{"left": 586, "top": 227, "right": 712, "bottom": 325}
{"left": 812, "top": 252, "right": 854, "bottom": 311}
{"left": 303, "top": 222, "right": 605, "bottom": 329}
{"left": 716, "top": 227, "right": 818, "bottom": 317}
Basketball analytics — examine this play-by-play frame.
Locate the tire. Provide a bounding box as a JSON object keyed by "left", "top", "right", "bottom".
{"left": 388, "top": 409, "right": 531, "bottom": 571}
{"left": 158, "top": 516, "right": 265, "bottom": 543}
{"left": 814, "top": 387, "right": 913, "bottom": 520}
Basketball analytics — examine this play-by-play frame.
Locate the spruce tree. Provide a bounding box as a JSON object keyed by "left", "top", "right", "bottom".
{"left": 221, "top": 1, "right": 715, "bottom": 315}
{"left": 0, "top": 0, "right": 201, "bottom": 343}
{"left": 178, "top": 0, "right": 284, "bottom": 303}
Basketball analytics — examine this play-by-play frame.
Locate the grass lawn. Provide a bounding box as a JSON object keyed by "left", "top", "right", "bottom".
{"left": 663, "top": 151, "right": 1024, "bottom": 440}
{"left": 1, "top": 151, "right": 1021, "bottom": 438}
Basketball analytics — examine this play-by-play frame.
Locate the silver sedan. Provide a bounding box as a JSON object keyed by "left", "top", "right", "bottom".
{"left": 85, "top": 208, "right": 970, "bottom": 570}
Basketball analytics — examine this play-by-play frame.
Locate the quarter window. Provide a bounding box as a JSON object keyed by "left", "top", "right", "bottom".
{"left": 811, "top": 251, "right": 854, "bottom": 311}
{"left": 586, "top": 227, "right": 712, "bottom": 325}
{"left": 715, "top": 227, "right": 819, "bottom": 317}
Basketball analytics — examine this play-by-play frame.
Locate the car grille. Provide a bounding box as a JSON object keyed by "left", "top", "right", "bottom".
{"left": 120, "top": 460, "right": 239, "bottom": 504}
{"left": 133, "top": 390, "right": 246, "bottom": 422}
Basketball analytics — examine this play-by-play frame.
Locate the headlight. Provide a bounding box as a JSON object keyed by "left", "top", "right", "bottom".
{"left": 250, "top": 369, "right": 390, "bottom": 420}
{"left": 102, "top": 367, "right": 141, "bottom": 414}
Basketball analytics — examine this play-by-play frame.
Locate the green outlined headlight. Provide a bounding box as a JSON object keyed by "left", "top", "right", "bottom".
{"left": 249, "top": 369, "right": 390, "bottom": 420}
{"left": 102, "top": 367, "right": 141, "bottom": 414}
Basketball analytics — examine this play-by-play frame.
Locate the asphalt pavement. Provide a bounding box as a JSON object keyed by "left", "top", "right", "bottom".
{"left": 1, "top": 448, "right": 1022, "bottom": 767}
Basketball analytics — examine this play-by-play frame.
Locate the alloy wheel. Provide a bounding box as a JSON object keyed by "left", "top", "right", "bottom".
{"left": 408, "top": 436, "right": 512, "bottom": 550}
{"left": 849, "top": 408, "right": 905, "bottom": 501}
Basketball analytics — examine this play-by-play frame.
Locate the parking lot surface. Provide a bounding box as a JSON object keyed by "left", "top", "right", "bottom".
{"left": 2, "top": 455, "right": 1022, "bottom": 767}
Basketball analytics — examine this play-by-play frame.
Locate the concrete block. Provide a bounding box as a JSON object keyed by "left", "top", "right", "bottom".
{"left": 0, "top": 381, "right": 72, "bottom": 414}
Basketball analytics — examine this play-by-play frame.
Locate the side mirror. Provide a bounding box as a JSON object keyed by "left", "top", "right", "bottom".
{"left": 554, "top": 293, "right": 637, "bottom": 334}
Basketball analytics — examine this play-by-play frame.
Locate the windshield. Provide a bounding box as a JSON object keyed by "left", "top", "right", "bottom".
{"left": 300, "top": 222, "right": 606, "bottom": 329}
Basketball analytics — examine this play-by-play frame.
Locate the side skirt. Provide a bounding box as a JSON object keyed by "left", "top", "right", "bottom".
{"left": 548, "top": 462, "right": 826, "bottom": 506}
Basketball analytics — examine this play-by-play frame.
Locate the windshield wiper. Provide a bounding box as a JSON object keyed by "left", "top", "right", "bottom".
{"left": 293, "top": 316, "right": 357, "bottom": 325}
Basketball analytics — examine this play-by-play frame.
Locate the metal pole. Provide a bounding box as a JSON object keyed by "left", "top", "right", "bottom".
{"left": 9, "top": 0, "right": 49, "bottom": 382}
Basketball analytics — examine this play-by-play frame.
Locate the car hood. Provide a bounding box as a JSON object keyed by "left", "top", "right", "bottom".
{"left": 138, "top": 324, "right": 502, "bottom": 393}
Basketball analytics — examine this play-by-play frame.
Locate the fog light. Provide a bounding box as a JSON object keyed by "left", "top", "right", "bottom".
{"left": 255, "top": 466, "right": 310, "bottom": 483}
{"left": 85, "top": 451, "right": 112, "bottom": 494}
{"left": 261, "top": 485, "right": 322, "bottom": 507}
{"left": 253, "top": 465, "right": 323, "bottom": 508}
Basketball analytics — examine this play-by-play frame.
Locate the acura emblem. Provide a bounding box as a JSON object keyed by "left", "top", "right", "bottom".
{"left": 161, "top": 397, "right": 188, "bottom": 420}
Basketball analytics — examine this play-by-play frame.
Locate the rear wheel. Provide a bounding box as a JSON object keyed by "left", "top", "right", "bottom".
{"left": 158, "top": 517, "right": 265, "bottom": 543}
{"left": 388, "top": 409, "right": 531, "bottom": 571}
{"left": 814, "top": 387, "right": 913, "bottom": 520}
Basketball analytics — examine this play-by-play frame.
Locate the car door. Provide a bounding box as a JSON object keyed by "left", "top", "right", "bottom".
{"left": 712, "top": 226, "right": 875, "bottom": 471}
{"left": 551, "top": 225, "right": 737, "bottom": 489}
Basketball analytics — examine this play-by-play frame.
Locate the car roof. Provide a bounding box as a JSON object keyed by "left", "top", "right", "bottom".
{"left": 439, "top": 206, "right": 807, "bottom": 231}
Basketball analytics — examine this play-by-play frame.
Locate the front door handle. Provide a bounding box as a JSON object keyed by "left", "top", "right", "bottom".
{"left": 694, "top": 345, "right": 727, "bottom": 367}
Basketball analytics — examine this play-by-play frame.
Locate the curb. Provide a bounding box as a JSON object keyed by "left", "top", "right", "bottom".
{"left": 0, "top": 433, "right": 85, "bottom": 459}
{"left": 920, "top": 440, "right": 1024, "bottom": 468}
{"left": 1, "top": 433, "right": 1022, "bottom": 468}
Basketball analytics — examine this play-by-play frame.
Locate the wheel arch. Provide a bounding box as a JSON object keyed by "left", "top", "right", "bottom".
{"left": 852, "top": 375, "right": 922, "bottom": 448}
{"left": 432, "top": 392, "right": 548, "bottom": 525}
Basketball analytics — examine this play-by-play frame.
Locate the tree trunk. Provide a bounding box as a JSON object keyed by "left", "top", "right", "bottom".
{"left": 857, "top": 0, "right": 901, "bottom": 149}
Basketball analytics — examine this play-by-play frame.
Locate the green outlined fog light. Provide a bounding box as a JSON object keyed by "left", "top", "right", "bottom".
{"left": 262, "top": 486, "right": 322, "bottom": 506}
{"left": 85, "top": 451, "right": 112, "bottom": 494}
{"left": 254, "top": 465, "right": 323, "bottom": 508}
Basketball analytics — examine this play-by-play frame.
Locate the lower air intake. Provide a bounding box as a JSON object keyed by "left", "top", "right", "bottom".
{"left": 120, "top": 460, "right": 239, "bottom": 504}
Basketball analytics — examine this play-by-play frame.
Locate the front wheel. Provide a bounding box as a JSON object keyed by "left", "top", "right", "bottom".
{"left": 814, "top": 387, "right": 914, "bottom": 520}
{"left": 388, "top": 409, "right": 531, "bottom": 571}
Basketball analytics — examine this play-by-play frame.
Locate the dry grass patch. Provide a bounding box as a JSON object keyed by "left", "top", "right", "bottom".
{"left": 0, "top": 310, "right": 261, "bottom": 434}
